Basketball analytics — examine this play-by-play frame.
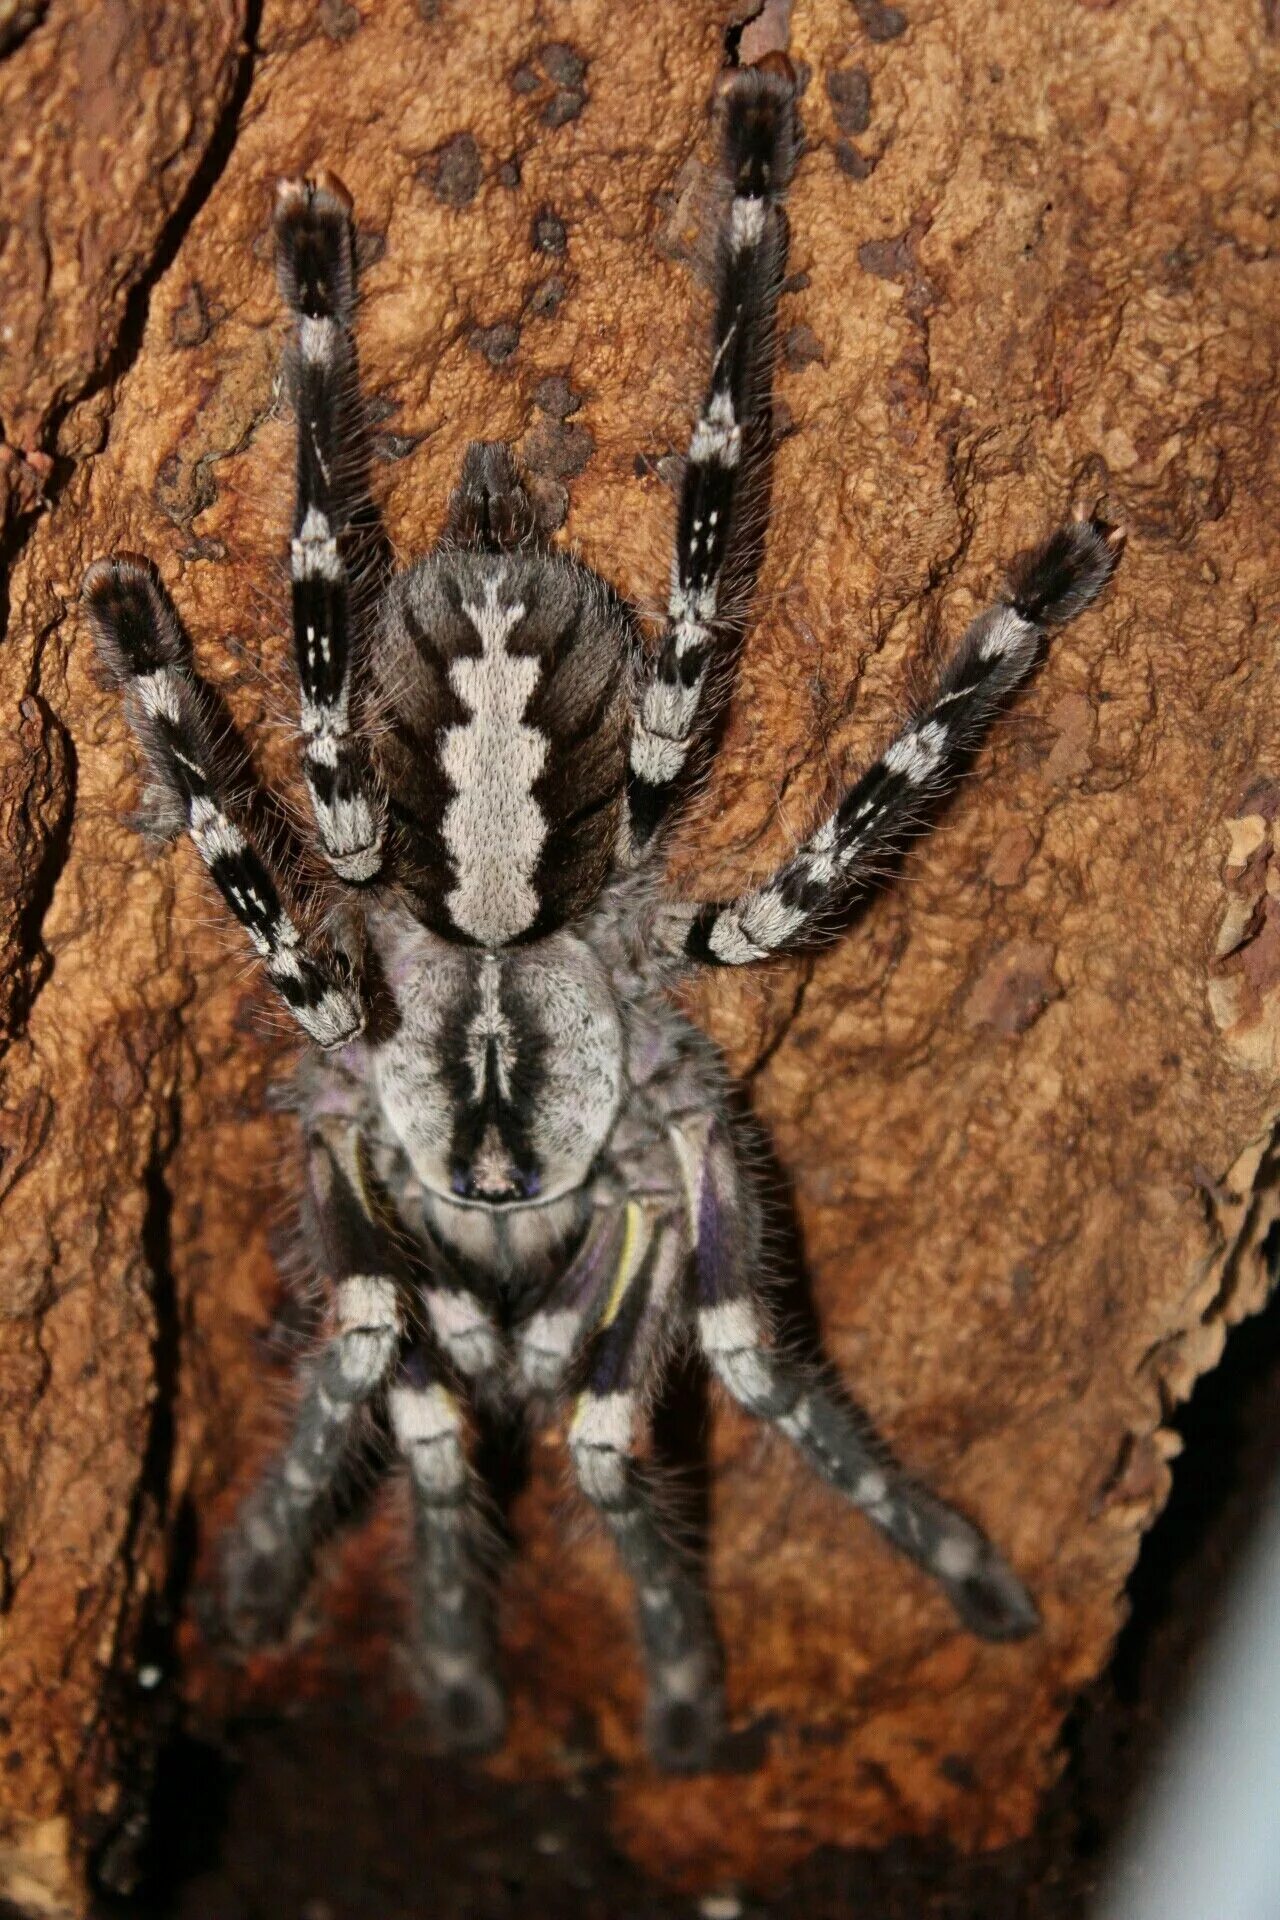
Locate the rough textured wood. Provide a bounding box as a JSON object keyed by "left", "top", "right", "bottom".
{"left": 1, "top": 0, "right": 1277, "bottom": 1909}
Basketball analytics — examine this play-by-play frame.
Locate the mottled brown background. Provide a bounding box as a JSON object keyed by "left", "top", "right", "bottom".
{"left": 1, "top": 0, "right": 1277, "bottom": 1913}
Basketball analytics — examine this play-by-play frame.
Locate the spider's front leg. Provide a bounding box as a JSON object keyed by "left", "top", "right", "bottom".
{"left": 627, "top": 61, "right": 797, "bottom": 850}
{"left": 275, "top": 173, "right": 386, "bottom": 883}
{"left": 209, "top": 1126, "right": 401, "bottom": 1648}
{"left": 676, "top": 1116, "right": 1038, "bottom": 1641}
{"left": 83, "top": 559, "right": 364, "bottom": 1047}
{"left": 670, "top": 516, "right": 1122, "bottom": 964}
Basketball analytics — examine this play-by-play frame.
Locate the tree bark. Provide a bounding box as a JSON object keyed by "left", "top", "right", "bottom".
{"left": 1, "top": 0, "right": 1277, "bottom": 1910}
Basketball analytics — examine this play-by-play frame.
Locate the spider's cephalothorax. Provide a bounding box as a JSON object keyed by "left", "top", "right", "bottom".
{"left": 85, "top": 63, "right": 1121, "bottom": 1769}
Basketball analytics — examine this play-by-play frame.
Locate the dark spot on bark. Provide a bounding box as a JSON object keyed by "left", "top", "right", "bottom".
{"left": 782, "top": 269, "right": 812, "bottom": 294}
{"left": 825, "top": 65, "right": 872, "bottom": 134}
{"left": 416, "top": 0, "right": 441, "bottom": 17}
{"left": 177, "top": 536, "right": 228, "bottom": 563}
{"left": 1238, "top": 777, "right": 1280, "bottom": 822}
{"left": 533, "top": 374, "right": 581, "bottom": 418}
{"left": 542, "top": 87, "right": 586, "bottom": 128}
{"left": 154, "top": 451, "right": 215, "bottom": 525}
{"left": 422, "top": 131, "right": 482, "bottom": 207}
{"left": 541, "top": 41, "right": 587, "bottom": 86}
{"left": 511, "top": 61, "right": 541, "bottom": 95}
{"left": 938, "top": 1754, "right": 977, "bottom": 1791}
{"left": 496, "top": 156, "right": 522, "bottom": 189}
{"left": 836, "top": 142, "right": 877, "bottom": 181}
{"left": 772, "top": 398, "right": 799, "bottom": 440}
{"left": 962, "top": 940, "right": 1059, "bottom": 1037}
{"left": 371, "top": 430, "right": 424, "bottom": 462}
{"left": 527, "top": 476, "right": 569, "bottom": 534}
{"left": 529, "top": 275, "right": 567, "bottom": 317}
{"left": 170, "top": 282, "right": 211, "bottom": 350}
{"left": 783, "top": 324, "right": 824, "bottom": 371}
{"left": 354, "top": 227, "right": 386, "bottom": 272}
{"left": 319, "top": 0, "right": 360, "bottom": 39}
{"left": 531, "top": 207, "right": 567, "bottom": 255}
{"left": 471, "top": 321, "right": 520, "bottom": 365}
{"left": 854, "top": 0, "right": 908, "bottom": 40}
{"left": 859, "top": 230, "right": 916, "bottom": 277}
{"left": 523, "top": 418, "right": 594, "bottom": 480}
{"left": 4, "top": 1749, "right": 24, "bottom": 1773}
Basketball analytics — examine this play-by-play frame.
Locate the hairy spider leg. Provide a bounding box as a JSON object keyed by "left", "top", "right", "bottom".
{"left": 389, "top": 1355, "right": 506, "bottom": 1753}
{"left": 512, "top": 1202, "right": 629, "bottom": 1395}
{"left": 213, "top": 1127, "right": 401, "bottom": 1646}
{"left": 627, "top": 63, "right": 797, "bottom": 849}
{"left": 681, "top": 518, "right": 1125, "bottom": 964}
{"left": 567, "top": 1200, "right": 725, "bottom": 1771}
{"left": 678, "top": 1115, "right": 1039, "bottom": 1639}
{"left": 275, "top": 173, "right": 387, "bottom": 883}
{"left": 82, "top": 558, "right": 364, "bottom": 1047}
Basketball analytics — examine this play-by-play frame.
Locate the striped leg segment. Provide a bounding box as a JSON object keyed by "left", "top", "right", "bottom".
{"left": 83, "top": 558, "right": 364, "bottom": 1048}
{"left": 682, "top": 517, "right": 1123, "bottom": 965}
{"left": 627, "top": 63, "right": 797, "bottom": 850}
{"left": 568, "top": 1205, "right": 725, "bottom": 1771}
{"left": 211, "top": 1133, "right": 401, "bottom": 1647}
{"left": 420, "top": 1270, "right": 504, "bottom": 1388}
{"left": 683, "top": 1116, "right": 1039, "bottom": 1641}
{"left": 275, "top": 173, "right": 386, "bottom": 883}
{"left": 390, "top": 1362, "right": 505, "bottom": 1753}
{"left": 512, "top": 1204, "right": 628, "bottom": 1395}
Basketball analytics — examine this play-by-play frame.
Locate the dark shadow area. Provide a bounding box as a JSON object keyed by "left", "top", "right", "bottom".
{"left": 104, "top": 1231, "right": 1280, "bottom": 1919}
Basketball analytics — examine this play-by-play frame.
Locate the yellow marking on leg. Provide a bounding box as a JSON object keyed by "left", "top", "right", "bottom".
{"left": 598, "top": 1200, "right": 650, "bottom": 1328}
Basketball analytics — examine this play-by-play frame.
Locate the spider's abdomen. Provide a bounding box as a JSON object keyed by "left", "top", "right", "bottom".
{"left": 373, "top": 549, "right": 635, "bottom": 947}
{"left": 366, "top": 914, "right": 624, "bottom": 1212}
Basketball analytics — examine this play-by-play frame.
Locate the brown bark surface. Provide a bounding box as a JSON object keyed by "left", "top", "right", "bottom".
{"left": 1, "top": 0, "right": 1277, "bottom": 1910}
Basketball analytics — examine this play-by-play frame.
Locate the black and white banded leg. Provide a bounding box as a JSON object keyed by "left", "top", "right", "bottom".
{"left": 412, "top": 1220, "right": 506, "bottom": 1391}
{"left": 681, "top": 518, "right": 1124, "bottom": 964}
{"left": 512, "top": 1203, "right": 628, "bottom": 1395}
{"left": 276, "top": 173, "right": 386, "bottom": 883}
{"left": 83, "top": 558, "right": 364, "bottom": 1047}
{"left": 390, "top": 1355, "right": 506, "bottom": 1753}
{"left": 212, "top": 1132, "right": 401, "bottom": 1647}
{"left": 627, "top": 62, "right": 796, "bottom": 849}
{"left": 567, "top": 1202, "right": 725, "bottom": 1770}
{"left": 680, "top": 1115, "right": 1038, "bottom": 1640}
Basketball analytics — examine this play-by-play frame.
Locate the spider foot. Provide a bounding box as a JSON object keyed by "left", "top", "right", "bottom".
{"left": 938, "top": 1534, "right": 1040, "bottom": 1643}
{"left": 646, "top": 1680, "right": 726, "bottom": 1774}
{"left": 1009, "top": 515, "right": 1126, "bottom": 627}
{"left": 274, "top": 169, "right": 355, "bottom": 322}
{"left": 198, "top": 1535, "right": 311, "bottom": 1654}
{"left": 718, "top": 53, "right": 799, "bottom": 197}
{"left": 644, "top": 1666, "right": 725, "bottom": 1766}
{"left": 417, "top": 1662, "right": 508, "bottom": 1757}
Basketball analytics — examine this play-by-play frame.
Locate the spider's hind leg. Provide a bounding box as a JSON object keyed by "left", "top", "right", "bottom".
{"left": 566, "top": 1201, "right": 726, "bottom": 1772}
{"left": 680, "top": 1116, "right": 1039, "bottom": 1642}
{"left": 207, "top": 1129, "right": 401, "bottom": 1648}
{"left": 390, "top": 1356, "right": 507, "bottom": 1755}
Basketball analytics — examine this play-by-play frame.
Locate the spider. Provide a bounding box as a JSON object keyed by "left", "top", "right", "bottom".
{"left": 84, "top": 61, "right": 1120, "bottom": 1771}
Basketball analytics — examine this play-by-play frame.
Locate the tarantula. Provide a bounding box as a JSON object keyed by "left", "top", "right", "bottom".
{"left": 84, "top": 62, "right": 1119, "bottom": 1769}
